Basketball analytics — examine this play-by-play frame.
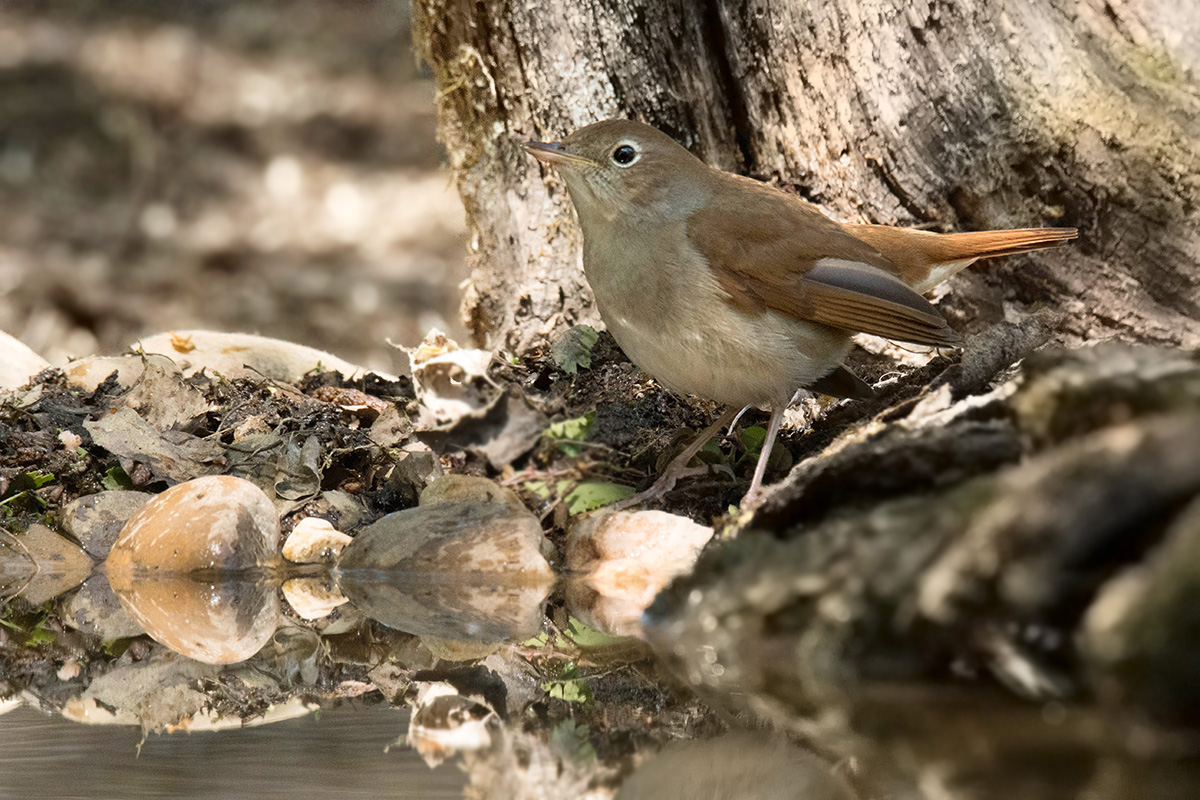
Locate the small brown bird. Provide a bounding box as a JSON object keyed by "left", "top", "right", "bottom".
{"left": 524, "top": 120, "right": 1075, "bottom": 502}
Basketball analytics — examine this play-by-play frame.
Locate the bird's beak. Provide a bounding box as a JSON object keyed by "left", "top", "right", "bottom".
{"left": 522, "top": 140, "right": 596, "bottom": 168}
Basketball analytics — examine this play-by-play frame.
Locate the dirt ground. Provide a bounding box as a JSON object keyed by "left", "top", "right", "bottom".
{"left": 0, "top": 0, "right": 468, "bottom": 375}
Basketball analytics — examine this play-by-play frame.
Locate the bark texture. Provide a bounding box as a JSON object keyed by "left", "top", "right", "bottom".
{"left": 415, "top": 0, "right": 1200, "bottom": 354}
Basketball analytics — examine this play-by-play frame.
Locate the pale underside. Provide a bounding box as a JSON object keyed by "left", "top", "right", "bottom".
{"left": 583, "top": 217, "right": 854, "bottom": 409}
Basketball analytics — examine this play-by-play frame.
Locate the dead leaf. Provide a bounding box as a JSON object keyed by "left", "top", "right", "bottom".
{"left": 114, "top": 356, "right": 212, "bottom": 430}
{"left": 275, "top": 435, "right": 323, "bottom": 501}
{"left": 368, "top": 404, "right": 413, "bottom": 448}
{"left": 84, "top": 407, "right": 225, "bottom": 484}
{"left": 418, "top": 386, "right": 547, "bottom": 471}
{"left": 407, "top": 328, "right": 496, "bottom": 424}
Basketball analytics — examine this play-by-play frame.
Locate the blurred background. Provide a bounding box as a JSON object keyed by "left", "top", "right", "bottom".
{"left": 0, "top": 0, "right": 468, "bottom": 376}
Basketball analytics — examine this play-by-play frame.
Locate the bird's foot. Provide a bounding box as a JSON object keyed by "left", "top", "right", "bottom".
{"left": 608, "top": 462, "right": 712, "bottom": 512}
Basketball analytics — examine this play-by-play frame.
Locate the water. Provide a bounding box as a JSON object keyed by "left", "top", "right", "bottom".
{"left": 0, "top": 702, "right": 466, "bottom": 800}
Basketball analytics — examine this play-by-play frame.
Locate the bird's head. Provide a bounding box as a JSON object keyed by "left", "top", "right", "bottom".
{"left": 523, "top": 119, "right": 710, "bottom": 225}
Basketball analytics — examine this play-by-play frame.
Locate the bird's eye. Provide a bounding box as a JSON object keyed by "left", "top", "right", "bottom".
{"left": 611, "top": 144, "right": 639, "bottom": 166}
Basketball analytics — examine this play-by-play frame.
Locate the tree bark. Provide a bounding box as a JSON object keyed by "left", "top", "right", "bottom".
{"left": 414, "top": 0, "right": 1200, "bottom": 354}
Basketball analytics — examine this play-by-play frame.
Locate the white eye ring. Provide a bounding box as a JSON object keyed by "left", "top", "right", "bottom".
{"left": 610, "top": 141, "right": 641, "bottom": 167}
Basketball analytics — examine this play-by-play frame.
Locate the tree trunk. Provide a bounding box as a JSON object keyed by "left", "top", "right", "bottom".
{"left": 414, "top": 0, "right": 1199, "bottom": 354}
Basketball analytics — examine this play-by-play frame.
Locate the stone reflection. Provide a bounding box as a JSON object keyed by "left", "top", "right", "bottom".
{"left": 6, "top": 475, "right": 558, "bottom": 669}
{"left": 1, "top": 524, "right": 91, "bottom": 604}
{"left": 0, "top": 528, "right": 37, "bottom": 598}
{"left": 11, "top": 467, "right": 1198, "bottom": 800}
{"left": 564, "top": 509, "right": 713, "bottom": 637}
{"left": 338, "top": 500, "right": 555, "bottom": 643}
{"left": 103, "top": 475, "right": 283, "bottom": 665}
{"left": 106, "top": 574, "right": 281, "bottom": 666}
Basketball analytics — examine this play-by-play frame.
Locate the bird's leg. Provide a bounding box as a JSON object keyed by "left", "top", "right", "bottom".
{"left": 727, "top": 405, "right": 751, "bottom": 436}
{"left": 745, "top": 404, "right": 785, "bottom": 501}
{"left": 610, "top": 406, "right": 739, "bottom": 510}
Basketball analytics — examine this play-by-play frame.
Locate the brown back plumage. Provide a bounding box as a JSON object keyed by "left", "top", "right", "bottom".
{"left": 690, "top": 172, "right": 963, "bottom": 347}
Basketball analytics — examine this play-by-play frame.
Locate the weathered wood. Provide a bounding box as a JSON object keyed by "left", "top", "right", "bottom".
{"left": 415, "top": 0, "right": 1200, "bottom": 354}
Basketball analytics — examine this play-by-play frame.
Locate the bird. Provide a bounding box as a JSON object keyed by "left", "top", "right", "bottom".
{"left": 523, "top": 119, "right": 1076, "bottom": 503}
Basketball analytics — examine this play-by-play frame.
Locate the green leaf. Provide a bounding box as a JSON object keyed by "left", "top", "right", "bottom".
{"left": 564, "top": 481, "right": 634, "bottom": 515}
{"left": 523, "top": 480, "right": 556, "bottom": 500}
{"left": 103, "top": 638, "right": 134, "bottom": 658}
{"left": 740, "top": 425, "right": 767, "bottom": 459}
{"left": 550, "top": 719, "right": 597, "bottom": 765}
{"left": 551, "top": 325, "right": 600, "bottom": 375}
{"left": 542, "top": 663, "right": 594, "bottom": 705}
{"left": 1, "top": 470, "right": 56, "bottom": 506}
{"left": 26, "top": 471, "right": 55, "bottom": 489}
{"left": 545, "top": 412, "right": 595, "bottom": 457}
{"left": 102, "top": 465, "right": 135, "bottom": 491}
{"left": 520, "top": 631, "right": 550, "bottom": 648}
{"left": 547, "top": 680, "right": 591, "bottom": 703}
{"left": 26, "top": 626, "right": 55, "bottom": 647}
{"left": 563, "top": 617, "right": 626, "bottom": 648}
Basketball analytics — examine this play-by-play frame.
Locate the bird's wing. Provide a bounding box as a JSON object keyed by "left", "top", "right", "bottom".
{"left": 689, "top": 173, "right": 961, "bottom": 347}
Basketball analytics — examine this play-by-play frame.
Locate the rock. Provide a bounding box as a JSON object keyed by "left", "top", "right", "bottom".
{"left": 63, "top": 574, "right": 146, "bottom": 641}
{"left": 313, "top": 490, "right": 376, "bottom": 532}
{"left": 60, "top": 490, "right": 152, "bottom": 559}
{"left": 565, "top": 510, "right": 713, "bottom": 637}
{"left": 106, "top": 475, "right": 280, "bottom": 574}
{"left": 105, "top": 476, "right": 282, "bottom": 664}
{"left": 133, "top": 330, "right": 399, "bottom": 383}
{"left": 420, "top": 474, "right": 525, "bottom": 509}
{"left": 0, "top": 529, "right": 37, "bottom": 598}
{"left": 385, "top": 442, "right": 444, "bottom": 507}
{"left": 65, "top": 355, "right": 154, "bottom": 392}
{"left": 339, "top": 501, "right": 554, "bottom": 642}
{"left": 281, "top": 517, "right": 352, "bottom": 564}
{"left": 0, "top": 331, "right": 49, "bottom": 390}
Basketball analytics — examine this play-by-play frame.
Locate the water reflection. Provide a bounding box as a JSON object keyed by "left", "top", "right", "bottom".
{"left": 616, "top": 733, "right": 857, "bottom": 800}
{"left": 108, "top": 571, "right": 281, "bottom": 665}
{"left": 3, "top": 478, "right": 1200, "bottom": 799}
{"left": 88, "top": 480, "right": 558, "bottom": 664}
{"left": 0, "top": 702, "right": 466, "bottom": 799}
{"left": 339, "top": 502, "right": 555, "bottom": 643}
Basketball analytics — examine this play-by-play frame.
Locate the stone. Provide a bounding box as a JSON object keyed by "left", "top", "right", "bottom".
{"left": 565, "top": 510, "right": 712, "bottom": 637}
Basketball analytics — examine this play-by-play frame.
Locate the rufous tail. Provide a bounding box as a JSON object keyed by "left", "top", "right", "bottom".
{"left": 924, "top": 227, "right": 1079, "bottom": 261}
{"left": 843, "top": 224, "right": 1078, "bottom": 292}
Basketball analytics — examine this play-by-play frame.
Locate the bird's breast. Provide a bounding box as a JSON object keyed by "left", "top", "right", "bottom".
{"left": 581, "top": 223, "right": 852, "bottom": 407}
